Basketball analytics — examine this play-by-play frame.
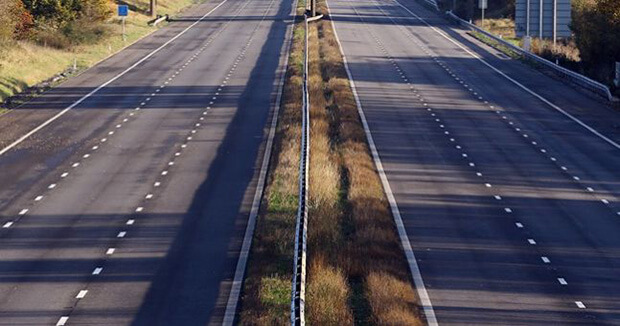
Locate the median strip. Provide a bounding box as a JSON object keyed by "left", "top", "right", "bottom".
{"left": 239, "top": 0, "right": 424, "bottom": 324}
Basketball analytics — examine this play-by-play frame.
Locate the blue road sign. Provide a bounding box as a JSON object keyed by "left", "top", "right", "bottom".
{"left": 118, "top": 5, "right": 129, "bottom": 16}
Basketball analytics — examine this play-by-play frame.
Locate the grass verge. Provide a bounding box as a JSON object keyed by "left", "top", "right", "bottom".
{"left": 0, "top": 0, "right": 203, "bottom": 108}
{"left": 239, "top": 0, "right": 425, "bottom": 324}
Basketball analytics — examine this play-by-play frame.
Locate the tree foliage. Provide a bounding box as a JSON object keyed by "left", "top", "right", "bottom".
{"left": 572, "top": 0, "right": 620, "bottom": 83}
{"left": 22, "top": 0, "right": 111, "bottom": 27}
{"left": 0, "top": 0, "right": 33, "bottom": 43}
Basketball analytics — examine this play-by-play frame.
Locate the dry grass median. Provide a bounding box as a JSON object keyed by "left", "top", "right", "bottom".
{"left": 239, "top": 0, "right": 425, "bottom": 324}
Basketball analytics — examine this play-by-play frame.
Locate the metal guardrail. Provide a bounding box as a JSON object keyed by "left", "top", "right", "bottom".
{"left": 446, "top": 11, "right": 614, "bottom": 101}
{"left": 291, "top": 14, "right": 310, "bottom": 326}
{"left": 148, "top": 14, "right": 169, "bottom": 26}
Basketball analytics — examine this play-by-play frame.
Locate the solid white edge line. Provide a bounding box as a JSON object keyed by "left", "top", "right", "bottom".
{"left": 0, "top": 0, "right": 230, "bottom": 157}
{"left": 327, "top": 1, "right": 439, "bottom": 324}
{"left": 391, "top": 0, "right": 620, "bottom": 151}
{"left": 221, "top": 0, "right": 298, "bottom": 323}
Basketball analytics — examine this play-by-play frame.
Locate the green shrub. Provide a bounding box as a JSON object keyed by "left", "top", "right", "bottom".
{"left": 34, "top": 28, "right": 71, "bottom": 49}
{"left": 62, "top": 19, "right": 110, "bottom": 45}
{"left": 22, "top": 0, "right": 112, "bottom": 29}
{"left": 572, "top": 0, "right": 620, "bottom": 84}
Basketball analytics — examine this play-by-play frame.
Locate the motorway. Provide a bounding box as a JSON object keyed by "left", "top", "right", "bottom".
{"left": 0, "top": 0, "right": 293, "bottom": 323}
{"left": 329, "top": 0, "right": 620, "bottom": 325}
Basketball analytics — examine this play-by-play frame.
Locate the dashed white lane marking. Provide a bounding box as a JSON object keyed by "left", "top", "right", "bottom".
{"left": 575, "top": 301, "right": 586, "bottom": 309}
{"left": 72, "top": 162, "right": 80, "bottom": 168}
{"left": 528, "top": 238, "right": 537, "bottom": 245}
{"left": 361, "top": 2, "right": 618, "bottom": 314}
{"left": 76, "top": 290, "right": 88, "bottom": 299}
{"left": 395, "top": 0, "right": 620, "bottom": 152}
{"left": 485, "top": 183, "right": 492, "bottom": 188}
{"left": 154, "top": 182, "right": 161, "bottom": 187}
{"left": 135, "top": 207, "right": 144, "bottom": 212}
{"left": 117, "top": 231, "right": 127, "bottom": 238}
{"left": 161, "top": 171, "right": 168, "bottom": 176}
{"left": 126, "top": 219, "right": 135, "bottom": 225}
{"left": 476, "top": 172, "right": 482, "bottom": 176}
{"left": 145, "top": 194, "right": 154, "bottom": 199}
{"left": 56, "top": 316, "right": 69, "bottom": 326}
{"left": 48, "top": 184, "right": 57, "bottom": 189}
{"left": 494, "top": 195, "right": 502, "bottom": 200}
{"left": 3, "top": 222, "right": 13, "bottom": 228}
{"left": 587, "top": 187, "right": 594, "bottom": 192}
{"left": 83, "top": 154, "right": 90, "bottom": 159}
{"left": 34, "top": 195, "right": 43, "bottom": 201}
{"left": 18, "top": 209, "right": 28, "bottom": 215}
{"left": 106, "top": 248, "right": 116, "bottom": 255}
{"left": 504, "top": 208, "right": 512, "bottom": 213}
{"left": 541, "top": 256, "right": 551, "bottom": 263}
{"left": 61, "top": 172, "right": 69, "bottom": 178}
{"left": 92, "top": 267, "right": 103, "bottom": 275}
{"left": 515, "top": 222, "right": 523, "bottom": 228}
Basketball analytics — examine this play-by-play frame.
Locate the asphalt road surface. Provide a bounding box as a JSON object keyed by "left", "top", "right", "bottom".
{"left": 0, "top": 0, "right": 293, "bottom": 324}
{"left": 329, "top": 0, "right": 620, "bottom": 325}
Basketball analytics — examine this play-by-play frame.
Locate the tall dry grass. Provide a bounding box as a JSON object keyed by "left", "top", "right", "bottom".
{"left": 305, "top": 18, "right": 353, "bottom": 325}
{"left": 240, "top": 0, "right": 424, "bottom": 324}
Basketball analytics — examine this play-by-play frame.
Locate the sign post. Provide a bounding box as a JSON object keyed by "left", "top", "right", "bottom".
{"left": 614, "top": 62, "right": 620, "bottom": 87}
{"left": 118, "top": 5, "right": 128, "bottom": 41}
{"left": 479, "top": 0, "right": 487, "bottom": 26}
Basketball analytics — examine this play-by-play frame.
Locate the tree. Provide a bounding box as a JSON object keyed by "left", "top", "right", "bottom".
{"left": 0, "top": 0, "right": 33, "bottom": 43}
{"left": 572, "top": 0, "right": 620, "bottom": 83}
